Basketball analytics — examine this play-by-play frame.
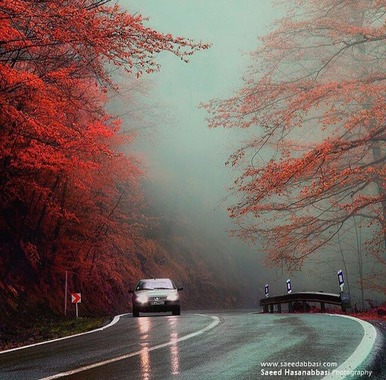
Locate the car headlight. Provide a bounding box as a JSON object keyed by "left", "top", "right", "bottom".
{"left": 136, "top": 294, "right": 148, "bottom": 304}
{"left": 167, "top": 293, "right": 179, "bottom": 301}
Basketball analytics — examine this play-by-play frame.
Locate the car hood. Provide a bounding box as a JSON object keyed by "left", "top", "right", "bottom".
{"left": 135, "top": 289, "right": 177, "bottom": 297}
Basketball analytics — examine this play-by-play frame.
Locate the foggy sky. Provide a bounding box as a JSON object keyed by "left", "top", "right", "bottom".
{"left": 116, "top": 0, "right": 277, "bottom": 232}
{"left": 122, "top": 0, "right": 277, "bottom": 220}
{"left": 111, "top": 1, "right": 380, "bottom": 305}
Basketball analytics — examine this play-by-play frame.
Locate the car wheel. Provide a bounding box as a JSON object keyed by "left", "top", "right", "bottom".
{"left": 172, "top": 307, "right": 180, "bottom": 316}
{"left": 133, "top": 307, "right": 139, "bottom": 317}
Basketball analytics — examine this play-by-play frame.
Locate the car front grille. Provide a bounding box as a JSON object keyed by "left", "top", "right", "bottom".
{"left": 149, "top": 296, "right": 167, "bottom": 302}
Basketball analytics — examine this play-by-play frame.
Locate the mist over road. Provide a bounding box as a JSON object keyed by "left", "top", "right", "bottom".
{"left": 0, "top": 312, "right": 377, "bottom": 380}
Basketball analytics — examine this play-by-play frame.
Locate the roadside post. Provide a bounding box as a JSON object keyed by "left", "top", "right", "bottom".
{"left": 337, "top": 270, "right": 351, "bottom": 311}
{"left": 64, "top": 270, "right": 68, "bottom": 316}
{"left": 286, "top": 279, "right": 292, "bottom": 312}
{"left": 286, "top": 279, "right": 292, "bottom": 294}
{"left": 263, "top": 284, "right": 270, "bottom": 312}
{"left": 264, "top": 284, "right": 269, "bottom": 297}
{"left": 337, "top": 270, "right": 344, "bottom": 292}
{"left": 71, "top": 292, "right": 81, "bottom": 318}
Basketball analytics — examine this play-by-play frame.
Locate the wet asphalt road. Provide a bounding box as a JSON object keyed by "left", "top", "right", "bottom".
{"left": 0, "top": 311, "right": 379, "bottom": 380}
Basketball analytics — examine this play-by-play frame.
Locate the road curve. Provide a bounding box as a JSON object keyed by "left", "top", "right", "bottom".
{"left": 0, "top": 311, "right": 379, "bottom": 380}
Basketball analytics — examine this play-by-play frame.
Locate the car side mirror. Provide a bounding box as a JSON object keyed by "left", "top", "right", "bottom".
{"left": 177, "top": 286, "right": 184, "bottom": 291}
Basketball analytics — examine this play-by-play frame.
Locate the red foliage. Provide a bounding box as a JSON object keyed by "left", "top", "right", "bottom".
{"left": 203, "top": 1, "right": 386, "bottom": 294}
{"left": 0, "top": 0, "right": 208, "bottom": 315}
{"left": 353, "top": 307, "right": 386, "bottom": 322}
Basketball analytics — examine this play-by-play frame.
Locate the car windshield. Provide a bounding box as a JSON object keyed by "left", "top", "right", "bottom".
{"left": 136, "top": 279, "right": 175, "bottom": 291}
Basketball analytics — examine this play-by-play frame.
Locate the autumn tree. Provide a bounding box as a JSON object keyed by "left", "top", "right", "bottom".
{"left": 0, "top": 0, "right": 208, "bottom": 314}
{"left": 204, "top": 0, "right": 386, "bottom": 292}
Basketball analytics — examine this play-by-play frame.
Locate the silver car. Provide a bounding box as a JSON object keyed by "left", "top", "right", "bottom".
{"left": 130, "top": 278, "right": 183, "bottom": 317}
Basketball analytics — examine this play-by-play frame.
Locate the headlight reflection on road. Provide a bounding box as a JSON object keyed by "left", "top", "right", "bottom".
{"left": 137, "top": 317, "right": 151, "bottom": 380}
{"left": 136, "top": 316, "right": 180, "bottom": 378}
{"left": 168, "top": 317, "right": 180, "bottom": 375}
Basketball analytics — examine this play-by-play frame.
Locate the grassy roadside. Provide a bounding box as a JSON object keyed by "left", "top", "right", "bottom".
{"left": 0, "top": 316, "right": 111, "bottom": 352}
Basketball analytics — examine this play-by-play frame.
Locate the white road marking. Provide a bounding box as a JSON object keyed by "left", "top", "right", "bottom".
{"left": 0, "top": 314, "right": 126, "bottom": 354}
{"left": 322, "top": 314, "right": 377, "bottom": 380}
{"left": 40, "top": 314, "right": 220, "bottom": 380}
